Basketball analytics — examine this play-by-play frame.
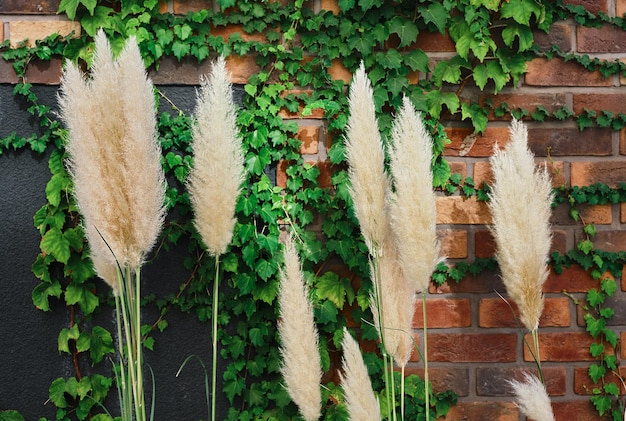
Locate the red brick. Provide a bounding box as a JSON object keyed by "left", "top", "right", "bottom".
{"left": 279, "top": 90, "right": 325, "bottom": 119}
{"left": 225, "top": 54, "right": 260, "bottom": 84}
{"left": 590, "top": 230, "right": 626, "bottom": 253}
{"left": 551, "top": 203, "right": 612, "bottom": 225}
{"left": 576, "top": 291, "right": 626, "bottom": 326}
{"left": 414, "top": 31, "right": 456, "bottom": 52}
{"left": 424, "top": 333, "right": 517, "bottom": 362}
{"left": 296, "top": 126, "right": 320, "bottom": 154}
{"left": 524, "top": 332, "right": 600, "bottom": 362}
{"left": 438, "top": 229, "right": 468, "bottom": 259}
{"left": 0, "top": 59, "right": 19, "bottom": 84}
{"left": 172, "top": 0, "right": 207, "bottom": 14}
{"left": 620, "top": 128, "right": 626, "bottom": 155}
{"left": 277, "top": 160, "right": 334, "bottom": 189}
{"left": 621, "top": 203, "right": 626, "bottom": 223}
{"left": 571, "top": 161, "right": 626, "bottom": 187}
{"left": 578, "top": 25, "right": 626, "bottom": 53}
{"left": 479, "top": 297, "right": 571, "bottom": 328}
{"left": 320, "top": 0, "right": 339, "bottom": 14}
{"left": 551, "top": 230, "right": 568, "bottom": 255}
{"left": 9, "top": 20, "right": 81, "bottom": 48}
{"left": 442, "top": 401, "right": 518, "bottom": 421}
{"left": 525, "top": 58, "right": 612, "bottom": 87}
{"left": 436, "top": 196, "right": 491, "bottom": 224}
{"left": 474, "top": 229, "right": 495, "bottom": 258}
{"left": 476, "top": 366, "right": 566, "bottom": 396}
{"left": 618, "top": 0, "right": 626, "bottom": 16}
{"left": 444, "top": 127, "right": 509, "bottom": 157}
{"left": 328, "top": 59, "right": 351, "bottom": 84}
{"left": 622, "top": 332, "right": 626, "bottom": 358}
{"left": 564, "top": 0, "right": 608, "bottom": 14}
{"left": 552, "top": 400, "right": 606, "bottom": 420}
{"left": 0, "top": 57, "right": 63, "bottom": 84}
{"left": 533, "top": 22, "right": 573, "bottom": 52}
{"left": 431, "top": 269, "right": 504, "bottom": 294}
{"left": 413, "top": 298, "right": 471, "bottom": 328}
{"left": 472, "top": 159, "right": 564, "bottom": 188}
{"left": 528, "top": 128, "right": 613, "bottom": 157}
{"left": 150, "top": 56, "right": 259, "bottom": 85}
{"left": 210, "top": 24, "right": 268, "bottom": 43}
{"left": 544, "top": 265, "right": 598, "bottom": 293}
{"left": 574, "top": 93, "right": 626, "bottom": 115}
{"left": 481, "top": 93, "right": 568, "bottom": 121}
{"left": 447, "top": 161, "right": 467, "bottom": 178}
{"left": 0, "top": 0, "right": 60, "bottom": 14}
{"left": 404, "top": 367, "right": 470, "bottom": 396}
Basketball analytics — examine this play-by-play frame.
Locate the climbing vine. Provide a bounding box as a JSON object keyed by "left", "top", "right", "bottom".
{"left": 2, "top": 0, "right": 626, "bottom": 419}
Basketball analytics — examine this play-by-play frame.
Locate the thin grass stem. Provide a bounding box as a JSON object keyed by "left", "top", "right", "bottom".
{"left": 422, "top": 291, "right": 429, "bottom": 421}
{"left": 211, "top": 255, "right": 220, "bottom": 421}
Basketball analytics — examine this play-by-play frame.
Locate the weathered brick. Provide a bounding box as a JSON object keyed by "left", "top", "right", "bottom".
{"left": 575, "top": 289, "right": 626, "bottom": 327}
{"left": 618, "top": 0, "right": 626, "bottom": 17}
{"left": 0, "top": 0, "right": 60, "bottom": 14}
{"left": 328, "top": 59, "right": 351, "bottom": 84}
{"left": 472, "top": 159, "right": 564, "bottom": 188}
{"left": 444, "top": 127, "right": 509, "bottom": 157}
{"left": 209, "top": 24, "right": 268, "bottom": 43}
{"left": 525, "top": 58, "right": 612, "bottom": 87}
{"left": 173, "top": 0, "right": 210, "bottom": 14}
{"left": 474, "top": 229, "right": 495, "bottom": 258}
{"left": 564, "top": 0, "right": 608, "bottom": 14}
{"left": 414, "top": 31, "right": 456, "bottom": 52}
{"left": 620, "top": 127, "right": 626, "bottom": 155}
{"left": 296, "top": 125, "right": 320, "bottom": 154}
{"left": 150, "top": 55, "right": 259, "bottom": 85}
{"left": 436, "top": 196, "right": 491, "bottom": 224}
{"left": 225, "top": 54, "right": 260, "bottom": 84}
{"left": 320, "top": 0, "right": 339, "bottom": 14}
{"left": 524, "top": 332, "right": 600, "bottom": 361}
{"left": 442, "top": 401, "right": 518, "bottom": 421}
{"left": 544, "top": 264, "right": 598, "bottom": 293}
{"left": 479, "top": 297, "right": 571, "bottom": 328}
{"left": 528, "top": 127, "right": 613, "bottom": 157}
{"left": 574, "top": 366, "right": 626, "bottom": 395}
{"left": 578, "top": 25, "right": 626, "bottom": 53}
{"left": 574, "top": 93, "right": 626, "bottom": 115}
{"left": 278, "top": 90, "right": 325, "bottom": 119}
{"left": 0, "top": 59, "right": 19, "bottom": 84}
{"left": 276, "top": 159, "right": 333, "bottom": 189}
{"left": 447, "top": 161, "right": 467, "bottom": 178}
{"left": 431, "top": 269, "right": 505, "bottom": 294}
{"left": 533, "top": 22, "right": 573, "bottom": 52}
{"left": 589, "top": 230, "right": 626, "bottom": 253}
{"left": 476, "top": 366, "right": 566, "bottom": 396}
{"left": 404, "top": 367, "right": 470, "bottom": 396}
{"left": 571, "top": 161, "right": 626, "bottom": 187}
{"left": 481, "top": 93, "right": 568, "bottom": 121}
{"left": 551, "top": 203, "right": 612, "bottom": 225}
{"left": 551, "top": 230, "right": 568, "bottom": 255}
{"left": 413, "top": 298, "right": 472, "bottom": 328}
{"left": 622, "top": 331, "right": 626, "bottom": 358}
{"left": 438, "top": 229, "right": 468, "bottom": 259}
{"left": 552, "top": 400, "right": 605, "bottom": 420}
{"left": 9, "top": 20, "right": 81, "bottom": 48}
{"left": 424, "top": 333, "right": 517, "bottom": 362}
{"left": 0, "top": 56, "right": 63, "bottom": 84}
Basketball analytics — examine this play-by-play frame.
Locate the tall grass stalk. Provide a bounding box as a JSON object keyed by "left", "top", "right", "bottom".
{"left": 488, "top": 119, "right": 553, "bottom": 381}
{"left": 186, "top": 56, "right": 245, "bottom": 421}
{"left": 59, "top": 29, "right": 166, "bottom": 421}
{"left": 345, "top": 63, "right": 440, "bottom": 420}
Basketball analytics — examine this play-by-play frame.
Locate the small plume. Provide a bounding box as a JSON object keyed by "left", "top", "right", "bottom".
{"left": 277, "top": 236, "right": 322, "bottom": 421}
{"left": 187, "top": 56, "right": 245, "bottom": 256}
{"left": 388, "top": 96, "right": 440, "bottom": 293}
{"left": 508, "top": 372, "right": 555, "bottom": 421}
{"left": 60, "top": 29, "right": 166, "bottom": 291}
{"left": 340, "top": 329, "right": 382, "bottom": 421}
{"left": 488, "top": 120, "right": 553, "bottom": 332}
{"left": 344, "top": 61, "right": 392, "bottom": 256}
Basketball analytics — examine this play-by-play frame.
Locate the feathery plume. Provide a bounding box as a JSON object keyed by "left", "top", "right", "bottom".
{"left": 340, "top": 329, "right": 381, "bottom": 421}
{"left": 344, "top": 61, "right": 392, "bottom": 256}
{"left": 60, "top": 29, "right": 166, "bottom": 292}
{"left": 277, "top": 236, "right": 322, "bottom": 421}
{"left": 508, "top": 372, "right": 555, "bottom": 421}
{"left": 388, "top": 96, "right": 440, "bottom": 293}
{"left": 187, "top": 56, "right": 245, "bottom": 256}
{"left": 488, "top": 120, "right": 552, "bottom": 332}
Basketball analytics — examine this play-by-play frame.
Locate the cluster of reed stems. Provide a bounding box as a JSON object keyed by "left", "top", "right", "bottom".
{"left": 60, "top": 30, "right": 167, "bottom": 421}
{"left": 488, "top": 120, "right": 555, "bottom": 421}
{"left": 61, "top": 29, "right": 244, "bottom": 421}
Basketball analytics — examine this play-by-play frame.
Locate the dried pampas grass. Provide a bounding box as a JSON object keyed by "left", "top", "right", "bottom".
{"left": 187, "top": 56, "right": 245, "bottom": 257}
{"left": 488, "top": 120, "right": 553, "bottom": 332}
{"left": 60, "top": 29, "right": 166, "bottom": 292}
{"left": 509, "top": 372, "right": 555, "bottom": 421}
{"left": 277, "top": 236, "right": 322, "bottom": 421}
{"left": 341, "top": 329, "right": 381, "bottom": 421}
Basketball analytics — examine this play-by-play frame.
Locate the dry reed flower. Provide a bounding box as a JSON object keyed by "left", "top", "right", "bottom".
{"left": 277, "top": 236, "right": 322, "bottom": 421}
{"left": 344, "top": 62, "right": 392, "bottom": 256}
{"left": 340, "top": 328, "right": 381, "bottom": 421}
{"left": 388, "top": 96, "right": 440, "bottom": 293}
{"left": 488, "top": 120, "right": 552, "bottom": 332}
{"left": 508, "top": 372, "right": 555, "bottom": 421}
{"left": 60, "top": 30, "right": 166, "bottom": 292}
{"left": 187, "top": 56, "right": 245, "bottom": 256}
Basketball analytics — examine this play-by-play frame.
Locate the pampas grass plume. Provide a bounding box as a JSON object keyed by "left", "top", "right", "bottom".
{"left": 187, "top": 56, "right": 245, "bottom": 256}
{"left": 509, "top": 372, "right": 555, "bottom": 421}
{"left": 341, "top": 328, "right": 381, "bottom": 421}
{"left": 60, "top": 30, "right": 166, "bottom": 292}
{"left": 488, "top": 120, "right": 553, "bottom": 332}
{"left": 389, "top": 96, "right": 440, "bottom": 293}
{"left": 277, "top": 236, "right": 322, "bottom": 421}
{"left": 344, "top": 62, "right": 391, "bottom": 256}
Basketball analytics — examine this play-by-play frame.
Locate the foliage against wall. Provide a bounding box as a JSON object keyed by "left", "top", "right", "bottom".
{"left": 2, "top": 0, "right": 626, "bottom": 419}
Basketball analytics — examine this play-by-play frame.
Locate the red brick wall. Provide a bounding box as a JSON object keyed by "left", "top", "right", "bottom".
{"left": 3, "top": 0, "right": 626, "bottom": 419}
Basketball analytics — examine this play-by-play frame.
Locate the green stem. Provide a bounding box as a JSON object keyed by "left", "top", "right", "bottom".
{"left": 211, "top": 255, "right": 221, "bottom": 421}
{"left": 423, "top": 291, "right": 429, "bottom": 421}
{"left": 531, "top": 329, "right": 543, "bottom": 384}
{"left": 135, "top": 267, "right": 145, "bottom": 421}
{"left": 400, "top": 364, "right": 405, "bottom": 421}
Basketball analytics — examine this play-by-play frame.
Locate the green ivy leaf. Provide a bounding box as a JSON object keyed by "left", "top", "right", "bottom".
{"left": 404, "top": 49, "right": 429, "bottom": 73}
{"left": 388, "top": 17, "right": 418, "bottom": 47}
{"left": 32, "top": 280, "right": 62, "bottom": 311}
{"left": 587, "top": 288, "right": 604, "bottom": 307}
{"left": 589, "top": 342, "right": 604, "bottom": 357}
{"left": 420, "top": 2, "right": 448, "bottom": 33}
{"left": 49, "top": 378, "right": 69, "bottom": 408}
{"left": 316, "top": 272, "right": 354, "bottom": 308}
{"left": 502, "top": 23, "right": 534, "bottom": 52}
{"left": 65, "top": 283, "right": 99, "bottom": 315}
{"left": 500, "top": 0, "right": 543, "bottom": 25}
{"left": 41, "top": 227, "right": 71, "bottom": 264}
{"left": 591, "top": 394, "right": 612, "bottom": 416}
{"left": 316, "top": 300, "right": 339, "bottom": 324}
{"left": 604, "top": 382, "right": 620, "bottom": 396}
{"left": 601, "top": 278, "right": 617, "bottom": 297}
{"left": 0, "top": 411, "right": 25, "bottom": 421}
{"left": 588, "top": 363, "right": 606, "bottom": 383}
{"left": 89, "top": 326, "right": 114, "bottom": 364}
